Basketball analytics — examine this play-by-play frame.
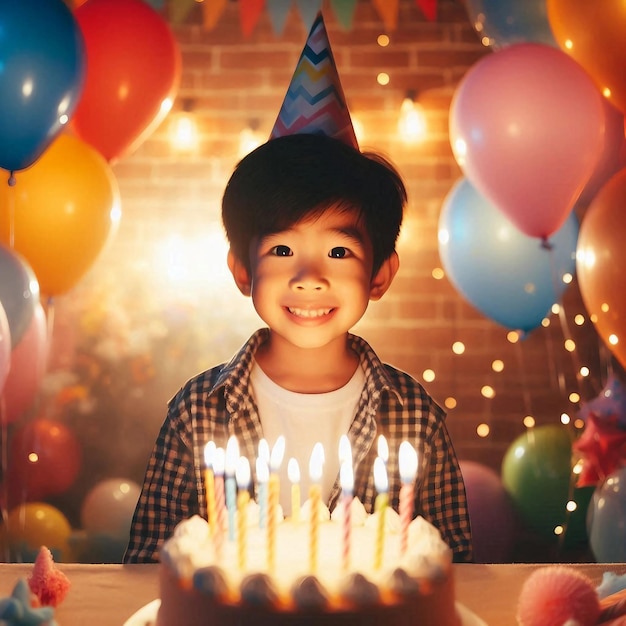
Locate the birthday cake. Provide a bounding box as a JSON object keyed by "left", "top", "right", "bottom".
{"left": 155, "top": 498, "right": 460, "bottom": 626}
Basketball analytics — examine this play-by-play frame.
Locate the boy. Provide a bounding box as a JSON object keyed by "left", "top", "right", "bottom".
{"left": 124, "top": 131, "right": 473, "bottom": 563}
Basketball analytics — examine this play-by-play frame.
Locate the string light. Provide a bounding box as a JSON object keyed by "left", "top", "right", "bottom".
{"left": 169, "top": 98, "right": 199, "bottom": 153}
{"left": 238, "top": 119, "right": 263, "bottom": 158}
{"left": 397, "top": 90, "right": 427, "bottom": 143}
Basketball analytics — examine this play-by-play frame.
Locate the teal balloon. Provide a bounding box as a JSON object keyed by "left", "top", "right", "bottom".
{"left": 501, "top": 425, "right": 590, "bottom": 545}
{"left": 587, "top": 467, "right": 626, "bottom": 562}
{"left": 438, "top": 178, "right": 578, "bottom": 332}
{"left": 464, "top": 0, "right": 557, "bottom": 49}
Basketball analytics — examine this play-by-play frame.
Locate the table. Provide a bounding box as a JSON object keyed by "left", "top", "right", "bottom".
{"left": 0, "top": 562, "right": 624, "bottom": 625}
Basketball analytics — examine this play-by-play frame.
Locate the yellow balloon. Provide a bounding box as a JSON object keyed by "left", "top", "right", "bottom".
{"left": 4, "top": 502, "right": 72, "bottom": 562}
{"left": 0, "top": 133, "right": 121, "bottom": 296}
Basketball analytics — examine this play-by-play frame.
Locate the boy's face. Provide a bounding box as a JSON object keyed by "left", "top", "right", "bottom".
{"left": 230, "top": 205, "right": 397, "bottom": 351}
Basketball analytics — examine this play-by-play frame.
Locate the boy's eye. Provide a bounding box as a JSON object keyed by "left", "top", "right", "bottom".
{"left": 329, "top": 246, "right": 350, "bottom": 258}
{"left": 271, "top": 245, "right": 293, "bottom": 257}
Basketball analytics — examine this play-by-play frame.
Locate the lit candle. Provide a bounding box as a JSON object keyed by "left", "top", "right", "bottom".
{"left": 225, "top": 435, "right": 239, "bottom": 542}
{"left": 256, "top": 456, "right": 269, "bottom": 529}
{"left": 213, "top": 447, "right": 226, "bottom": 557}
{"left": 373, "top": 455, "right": 388, "bottom": 570}
{"left": 267, "top": 436, "right": 285, "bottom": 573}
{"left": 340, "top": 460, "right": 354, "bottom": 573}
{"left": 288, "top": 457, "right": 301, "bottom": 523}
{"left": 236, "top": 456, "right": 251, "bottom": 570}
{"left": 204, "top": 442, "right": 217, "bottom": 537}
{"left": 309, "top": 442, "right": 324, "bottom": 573}
{"left": 399, "top": 441, "right": 418, "bottom": 552}
{"left": 377, "top": 435, "right": 389, "bottom": 465}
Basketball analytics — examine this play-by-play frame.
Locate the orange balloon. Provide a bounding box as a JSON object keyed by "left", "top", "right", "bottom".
{"left": 0, "top": 133, "right": 120, "bottom": 296}
{"left": 548, "top": 0, "right": 626, "bottom": 114}
{"left": 577, "top": 167, "right": 626, "bottom": 369}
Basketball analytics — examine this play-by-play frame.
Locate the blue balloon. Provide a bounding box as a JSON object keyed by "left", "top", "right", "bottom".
{"left": 587, "top": 467, "right": 626, "bottom": 563}
{"left": 0, "top": 0, "right": 85, "bottom": 173}
{"left": 438, "top": 177, "right": 578, "bottom": 332}
{"left": 465, "top": 0, "right": 557, "bottom": 49}
{"left": 0, "top": 244, "right": 39, "bottom": 349}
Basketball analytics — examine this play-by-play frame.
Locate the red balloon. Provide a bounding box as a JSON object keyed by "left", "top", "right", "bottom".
{"left": 7, "top": 418, "right": 82, "bottom": 505}
{"left": 1, "top": 302, "right": 48, "bottom": 425}
{"left": 450, "top": 43, "right": 605, "bottom": 239}
{"left": 72, "top": 0, "right": 181, "bottom": 162}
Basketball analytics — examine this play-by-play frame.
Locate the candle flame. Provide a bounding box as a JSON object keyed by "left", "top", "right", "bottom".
{"left": 213, "top": 447, "right": 225, "bottom": 475}
{"left": 270, "top": 436, "right": 286, "bottom": 472}
{"left": 236, "top": 456, "right": 251, "bottom": 489}
{"left": 309, "top": 442, "right": 325, "bottom": 482}
{"left": 204, "top": 441, "right": 216, "bottom": 467}
{"left": 258, "top": 438, "right": 270, "bottom": 464}
{"left": 338, "top": 434, "right": 352, "bottom": 465}
{"left": 377, "top": 435, "right": 389, "bottom": 463}
{"left": 225, "top": 436, "right": 240, "bottom": 474}
{"left": 399, "top": 441, "right": 418, "bottom": 483}
{"left": 288, "top": 457, "right": 300, "bottom": 483}
{"left": 374, "top": 456, "right": 388, "bottom": 493}
{"left": 256, "top": 457, "right": 269, "bottom": 483}
{"left": 340, "top": 460, "right": 354, "bottom": 492}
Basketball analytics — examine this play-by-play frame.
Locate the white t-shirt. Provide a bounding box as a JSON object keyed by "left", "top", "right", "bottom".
{"left": 250, "top": 361, "right": 365, "bottom": 516}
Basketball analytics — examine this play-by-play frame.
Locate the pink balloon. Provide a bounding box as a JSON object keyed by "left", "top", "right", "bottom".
{"left": 450, "top": 43, "right": 605, "bottom": 239}
{"left": 0, "top": 303, "right": 10, "bottom": 392}
{"left": 1, "top": 302, "right": 48, "bottom": 424}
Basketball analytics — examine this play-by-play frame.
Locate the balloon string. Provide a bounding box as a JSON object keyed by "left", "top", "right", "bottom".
{"left": 7, "top": 176, "right": 15, "bottom": 249}
{"left": 0, "top": 397, "right": 9, "bottom": 562}
{"left": 513, "top": 338, "right": 534, "bottom": 420}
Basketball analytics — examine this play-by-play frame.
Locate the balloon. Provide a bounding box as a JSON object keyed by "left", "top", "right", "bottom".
{"left": 438, "top": 177, "right": 578, "bottom": 332}
{"left": 0, "top": 303, "right": 10, "bottom": 392}
{"left": 0, "top": 0, "right": 85, "bottom": 173}
{"left": 0, "top": 134, "right": 121, "bottom": 297}
{"left": 80, "top": 478, "right": 141, "bottom": 539}
{"left": 577, "top": 168, "right": 626, "bottom": 370}
{"left": 0, "top": 245, "right": 39, "bottom": 348}
{"left": 459, "top": 460, "right": 517, "bottom": 562}
{"left": 4, "top": 502, "right": 72, "bottom": 562}
{"left": 465, "top": 0, "right": 557, "bottom": 49}
{"left": 587, "top": 467, "right": 626, "bottom": 563}
{"left": 548, "top": 1, "right": 626, "bottom": 115}
{"left": 449, "top": 43, "right": 605, "bottom": 239}
{"left": 72, "top": 0, "right": 181, "bottom": 162}
{"left": 501, "top": 424, "right": 591, "bottom": 546}
{"left": 1, "top": 302, "right": 48, "bottom": 425}
{"left": 7, "top": 418, "right": 82, "bottom": 504}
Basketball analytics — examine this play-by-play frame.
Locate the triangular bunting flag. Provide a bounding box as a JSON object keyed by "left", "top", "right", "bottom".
{"left": 294, "top": 0, "right": 323, "bottom": 32}
{"left": 416, "top": 0, "right": 437, "bottom": 21}
{"left": 168, "top": 0, "right": 197, "bottom": 25}
{"left": 270, "top": 12, "right": 358, "bottom": 149}
{"left": 266, "top": 0, "right": 292, "bottom": 36}
{"left": 202, "top": 0, "right": 228, "bottom": 30}
{"left": 372, "top": 0, "right": 399, "bottom": 31}
{"left": 239, "top": 0, "right": 266, "bottom": 37}
{"left": 330, "top": 0, "right": 358, "bottom": 30}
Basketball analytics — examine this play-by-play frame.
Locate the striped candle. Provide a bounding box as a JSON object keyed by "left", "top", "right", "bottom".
{"left": 236, "top": 456, "right": 251, "bottom": 570}
{"left": 204, "top": 442, "right": 217, "bottom": 537}
{"left": 399, "top": 441, "right": 418, "bottom": 553}
{"left": 287, "top": 458, "right": 301, "bottom": 523}
{"left": 225, "top": 435, "right": 239, "bottom": 542}
{"left": 213, "top": 447, "right": 226, "bottom": 558}
{"left": 340, "top": 460, "right": 354, "bottom": 573}
{"left": 308, "top": 442, "right": 324, "bottom": 573}
{"left": 373, "top": 456, "right": 388, "bottom": 570}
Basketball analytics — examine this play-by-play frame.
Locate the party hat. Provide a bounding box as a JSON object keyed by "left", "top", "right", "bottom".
{"left": 270, "top": 12, "right": 359, "bottom": 149}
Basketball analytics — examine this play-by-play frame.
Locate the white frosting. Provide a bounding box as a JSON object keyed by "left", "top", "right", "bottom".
{"left": 161, "top": 498, "right": 452, "bottom": 599}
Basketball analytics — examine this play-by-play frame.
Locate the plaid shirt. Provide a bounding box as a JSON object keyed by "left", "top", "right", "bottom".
{"left": 124, "top": 329, "right": 473, "bottom": 563}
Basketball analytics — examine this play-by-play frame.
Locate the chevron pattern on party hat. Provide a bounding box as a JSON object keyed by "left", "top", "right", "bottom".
{"left": 270, "top": 12, "right": 359, "bottom": 149}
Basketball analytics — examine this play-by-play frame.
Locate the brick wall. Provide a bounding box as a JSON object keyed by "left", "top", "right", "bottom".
{"left": 46, "top": 0, "right": 606, "bottom": 540}
{"left": 55, "top": 0, "right": 608, "bottom": 472}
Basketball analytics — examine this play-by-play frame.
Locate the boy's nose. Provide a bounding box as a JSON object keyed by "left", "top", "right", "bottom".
{"left": 290, "top": 268, "right": 329, "bottom": 291}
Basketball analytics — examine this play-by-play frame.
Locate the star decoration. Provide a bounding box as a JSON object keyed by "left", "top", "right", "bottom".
{"left": 574, "top": 412, "right": 626, "bottom": 487}
{"left": 0, "top": 578, "right": 56, "bottom": 625}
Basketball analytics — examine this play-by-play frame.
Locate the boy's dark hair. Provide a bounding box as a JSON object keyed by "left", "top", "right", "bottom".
{"left": 222, "top": 133, "right": 406, "bottom": 274}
